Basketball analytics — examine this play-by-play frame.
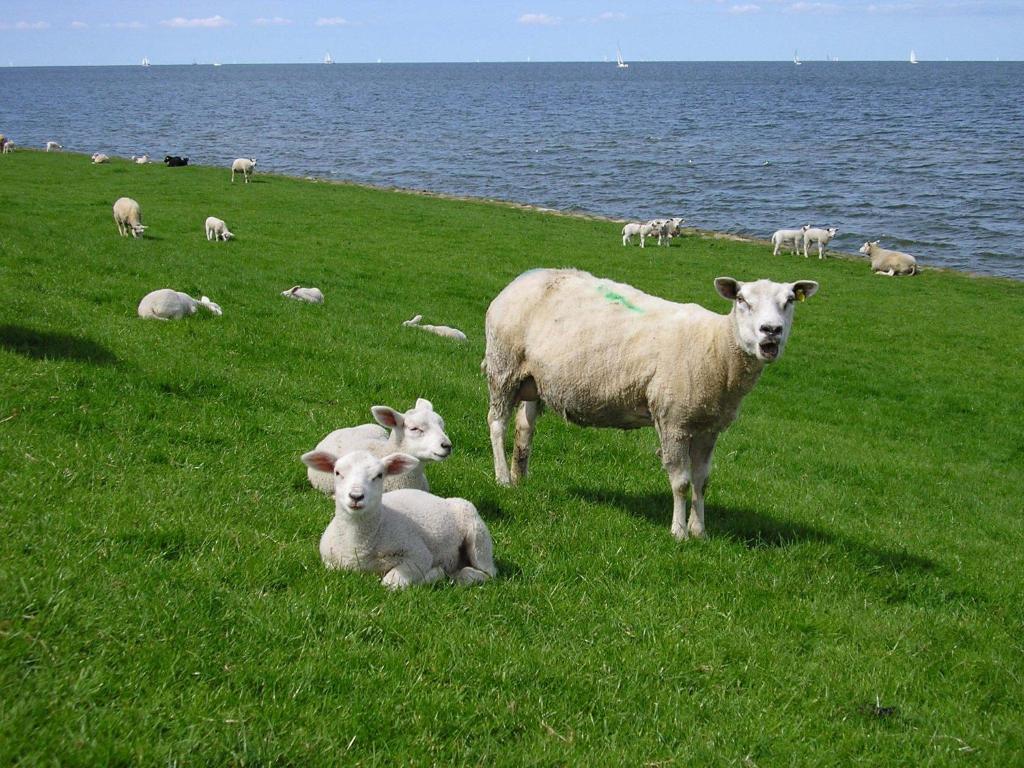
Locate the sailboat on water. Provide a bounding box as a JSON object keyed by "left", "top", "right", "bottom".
{"left": 616, "top": 46, "right": 628, "bottom": 69}
{"left": 793, "top": 50, "right": 802, "bottom": 65}
{"left": 323, "top": 52, "right": 334, "bottom": 65}
{"left": 141, "top": 57, "right": 150, "bottom": 67}
{"left": 909, "top": 49, "right": 919, "bottom": 64}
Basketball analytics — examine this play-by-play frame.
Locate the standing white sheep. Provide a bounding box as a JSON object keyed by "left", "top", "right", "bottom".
{"left": 45, "top": 141, "right": 62, "bottom": 152}
{"left": 112, "top": 197, "right": 147, "bottom": 238}
{"left": 231, "top": 157, "right": 256, "bottom": 183}
{"left": 770, "top": 228, "right": 805, "bottom": 256}
{"left": 204, "top": 216, "right": 234, "bottom": 241}
{"left": 308, "top": 399, "right": 452, "bottom": 495}
{"left": 403, "top": 315, "right": 468, "bottom": 342}
{"left": 859, "top": 241, "right": 919, "bottom": 276}
{"left": 281, "top": 286, "right": 325, "bottom": 303}
{"left": 137, "top": 289, "right": 222, "bottom": 320}
{"left": 301, "top": 450, "right": 497, "bottom": 589}
{"left": 484, "top": 268, "right": 818, "bottom": 540}
{"left": 1, "top": 139, "right": 14, "bottom": 154}
{"left": 622, "top": 222, "right": 642, "bottom": 245}
{"left": 802, "top": 226, "right": 838, "bottom": 259}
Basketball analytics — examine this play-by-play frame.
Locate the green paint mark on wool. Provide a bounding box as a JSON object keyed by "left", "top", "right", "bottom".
{"left": 597, "top": 284, "right": 645, "bottom": 313}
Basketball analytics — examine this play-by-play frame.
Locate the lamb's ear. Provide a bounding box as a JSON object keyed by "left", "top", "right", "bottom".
{"left": 792, "top": 281, "right": 819, "bottom": 302}
{"left": 714, "top": 277, "right": 741, "bottom": 301}
{"left": 415, "top": 398, "right": 434, "bottom": 412}
{"left": 301, "top": 450, "right": 337, "bottom": 473}
{"left": 381, "top": 452, "right": 418, "bottom": 477}
{"left": 372, "top": 406, "right": 403, "bottom": 429}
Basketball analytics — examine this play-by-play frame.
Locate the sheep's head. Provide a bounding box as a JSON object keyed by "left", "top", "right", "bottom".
{"left": 859, "top": 241, "right": 879, "bottom": 255}
{"left": 372, "top": 398, "right": 452, "bottom": 462}
{"left": 827, "top": 227, "right": 838, "bottom": 238}
{"left": 716, "top": 277, "right": 819, "bottom": 363}
{"left": 130, "top": 223, "right": 148, "bottom": 238}
{"left": 301, "top": 450, "right": 417, "bottom": 514}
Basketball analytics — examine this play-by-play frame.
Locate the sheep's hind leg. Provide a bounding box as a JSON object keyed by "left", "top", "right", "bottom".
{"left": 488, "top": 399, "right": 514, "bottom": 486}
{"left": 658, "top": 428, "right": 692, "bottom": 540}
{"left": 511, "top": 400, "right": 539, "bottom": 484}
{"left": 453, "top": 567, "right": 491, "bottom": 585}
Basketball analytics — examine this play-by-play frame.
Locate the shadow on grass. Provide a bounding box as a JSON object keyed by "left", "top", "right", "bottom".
{"left": 571, "top": 485, "right": 942, "bottom": 577}
{"left": 0, "top": 324, "right": 118, "bottom": 365}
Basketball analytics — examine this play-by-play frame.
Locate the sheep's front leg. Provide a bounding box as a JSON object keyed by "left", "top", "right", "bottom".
{"left": 511, "top": 400, "right": 539, "bottom": 484}
{"left": 687, "top": 432, "right": 719, "bottom": 539}
{"left": 381, "top": 551, "right": 435, "bottom": 589}
{"left": 658, "top": 429, "right": 692, "bottom": 541}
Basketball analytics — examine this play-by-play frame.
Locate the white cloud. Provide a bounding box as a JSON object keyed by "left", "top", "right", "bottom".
{"left": 729, "top": 3, "right": 762, "bottom": 12}
{"left": 315, "top": 17, "right": 354, "bottom": 26}
{"left": 865, "top": 2, "right": 921, "bottom": 12}
{"left": 253, "top": 17, "right": 293, "bottom": 26}
{"left": 593, "top": 11, "right": 627, "bottom": 21}
{"left": 518, "top": 12, "right": 562, "bottom": 25}
{"left": 69, "top": 20, "right": 88, "bottom": 29}
{"left": 161, "top": 15, "right": 232, "bottom": 29}
{"left": 0, "top": 20, "right": 51, "bottom": 30}
{"left": 787, "top": 2, "right": 841, "bottom": 12}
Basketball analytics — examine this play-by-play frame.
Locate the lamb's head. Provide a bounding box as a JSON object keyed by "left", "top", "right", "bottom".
{"left": 371, "top": 398, "right": 452, "bottom": 462}
{"left": 716, "top": 277, "right": 819, "bottom": 363}
{"left": 130, "top": 223, "right": 148, "bottom": 238}
{"left": 826, "top": 227, "right": 838, "bottom": 238}
{"left": 859, "top": 241, "right": 879, "bottom": 256}
{"left": 302, "top": 450, "right": 418, "bottom": 515}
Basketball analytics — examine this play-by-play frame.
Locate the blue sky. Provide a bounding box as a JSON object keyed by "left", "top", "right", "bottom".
{"left": 1, "top": 1, "right": 1021, "bottom": 65}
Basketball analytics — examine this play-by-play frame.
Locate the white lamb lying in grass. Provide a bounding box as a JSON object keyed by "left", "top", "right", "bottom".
{"left": 137, "top": 289, "right": 222, "bottom": 320}
{"left": 91, "top": 153, "right": 110, "bottom": 164}
{"left": 308, "top": 399, "right": 452, "bottom": 495}
{"left": 403, "top": 314, "right": 467, "bottom": 341}
{"left": 302, "top": 450, "right": 496, "bottom": 589}
{"left": 281, "top": 286, "right": 324, "bottom": 303}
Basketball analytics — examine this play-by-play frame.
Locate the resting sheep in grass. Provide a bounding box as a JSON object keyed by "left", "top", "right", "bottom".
{"left": 231, "top": 157, "right": 256, "bottom": 183}
{"left": 45, "top": 141, "right": 62, "bottom": 152}
{"left": 112, "top": 197, "right": 147, "bottom": 238}
{"left": 308, "top": 399, "right": 452, "bottom": 495}
{"left": 771, "top": 228, "right": 805, "bottom": 256}
{"left": 859, "top": 240, "right": 919, "bottom": 276}
{"left": 282, "top": 286, "right": 324, "bottom": 303}
{"left": 484, "top": 268, "right": 818, "bottom": 540}
{"left": 137, "top": 289, "right": 222, "bottom": 320}
{"left": 302, "top": 450, "right": 496, "bottom": 589}
{"left": 403, "top": 315, "right": 467, "bottom": 342}
{"left": 803, "top": 226, "right": 838, "bottom": 259}
{"left": 91, "top": 153, "right": 110, "bottom": 164}
{"left": 131, "top": 154, "right": 150, "bottom": 164}
{"left": 204, "top": 216, "right": 234, "bottom": 241}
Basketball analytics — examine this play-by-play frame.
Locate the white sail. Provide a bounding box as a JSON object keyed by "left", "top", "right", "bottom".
{"left": 910, "top": 49, "right": 919, "bottom": 64}
{"left": 323, "top": 52, "right": 333, "bottom": 64}
{"left": 141, "top": 57, "right": 150, "bottom": 67}
{"left": 793, "top": 50, "right": 801, "bottom": 65}
{"left": 616, "top": 46, "right": 628, "bottom": 68}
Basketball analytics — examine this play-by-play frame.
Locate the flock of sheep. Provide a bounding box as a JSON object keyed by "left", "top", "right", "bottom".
{"left": 621, "top": 217, "right": 919, "bottom": 276}
{"left": 6, "top": 143, "right": 850, "bottom": 590}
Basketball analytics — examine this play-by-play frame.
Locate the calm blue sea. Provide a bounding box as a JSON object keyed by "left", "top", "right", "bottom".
{"left": 2, "top": 62, "right": 1022, "bottom": 278}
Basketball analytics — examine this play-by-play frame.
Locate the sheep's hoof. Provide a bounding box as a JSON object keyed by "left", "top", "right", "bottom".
{"left": 671, "top": 524, "right": 689, "bottom": 541}
{"left": 454, "top": 567, "right": 490, "bottom": 586}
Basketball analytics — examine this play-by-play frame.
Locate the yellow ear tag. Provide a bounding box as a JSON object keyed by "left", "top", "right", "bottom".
{"left": 796, "top": 290, "right": 805, "bottom": 302}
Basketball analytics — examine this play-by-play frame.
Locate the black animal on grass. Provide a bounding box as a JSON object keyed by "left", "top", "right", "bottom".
{"left": 164, "top": 155, "right": 189, "bottom": 167}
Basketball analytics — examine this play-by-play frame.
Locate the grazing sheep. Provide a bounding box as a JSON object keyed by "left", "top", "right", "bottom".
{"left": 204, "top": 216, "right": 234, "bottom": 241}
{"left": 91, "top": 153, "right": 110, "bottom": 164}
{"left": 308, "top": 399, "right": 452, "bottom": 495}
{"left": 301, "top": 450, "right": 497, "bottom": 589}
{"left": 112, "top": 197, "right": 147, "bottom": 238}
{"left": 131, "top": 154, "right": 150, "bottom": 164}
{"left": 231, "top": 157, "right": 256, "bottom": 183}
{"left": 771, "top": 228, "right": 805, "bottom": 256}
{"left": 622, "top": 222, "right": 642, "bottom": 245}
{"left": 45, "top": 141, "right": 62, "bottom": 152}
{"left": 403, "top": 314, "right": 468, "bottom": 342}
{"left": 1, "top": 139, "right": 13, "bottom": 155}
{"left": 802, "top": 226, "right": 838, "bottom": 259}
{"left": 859, "top": 240, "right": 919, "bottom": 276}
{"left": 164, "top": 155, "right": 189, "bottom": 167}
{"left": 137, "top": 289, "right": 222, "bottom": 320}
{"left": 484, "top": 268, "right": 818, "bottom": 540}
{"left": 281, "top": 285, "right": 325, "bottom": 303}
{"left": 640, "top": 220, "right": 668, "bottom": 248}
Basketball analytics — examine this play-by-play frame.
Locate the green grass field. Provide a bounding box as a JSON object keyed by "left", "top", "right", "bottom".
{"left": 2, "top": 151, "right": 1023, "bottom": 766}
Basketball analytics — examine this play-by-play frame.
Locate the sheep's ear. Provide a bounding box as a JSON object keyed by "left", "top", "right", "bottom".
{"left": 372, "top": 406, "right": 403, "bottom": 429}
{"left": 792, "top": 281, "right": 819, "bottom": 302}
{"left": 415, "top": 398, "right": 434, "bottom": 412}
{"left": 301, "top": 450, "right": 337, "bottom": 473}
{"left": 381, "top": 453, "right": 418, "bottom": 477}
{"left": 714, "top": 277, "right": 741, "bottom": 301}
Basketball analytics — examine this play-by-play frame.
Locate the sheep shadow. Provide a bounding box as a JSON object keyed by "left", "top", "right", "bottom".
{"left": 570, "top": 485, "right": 942, "bottom": 579}
{"left": 0, "top": 325, "right": 118, "bottom": 365}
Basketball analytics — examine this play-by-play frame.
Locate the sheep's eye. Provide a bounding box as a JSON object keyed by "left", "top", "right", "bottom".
{"left": 785, "top": 295, "right": 795, "bottom": 306}
{"left": 335, "top": 471, "right": 342, "bottom": 477}
{"left": 373, "top": 473, "right": 383, "bottom": 481}
{"left": 408, "top": 426, "right": 422, "bottom": 434}
{"left": 737, "top": 296, "right": 749, "bottom": 308}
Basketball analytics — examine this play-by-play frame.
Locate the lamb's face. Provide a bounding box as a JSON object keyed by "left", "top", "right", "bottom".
{"left": 333, "top": 452, "right": 388, "bottom": 514}
{"left": 130, "top": 224, "right": 147, "bottom": 239}
{"left": 859, "top": 242, "right": 875, "bottom": 255}
{"left": 373, "top": 399, "right": 453, "bottom": 462}
{"left": 827, "top": 227, "right": 838, "bottom": 238}
{"left": 716, "top": 277, "right": 819, "bottom": 363}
